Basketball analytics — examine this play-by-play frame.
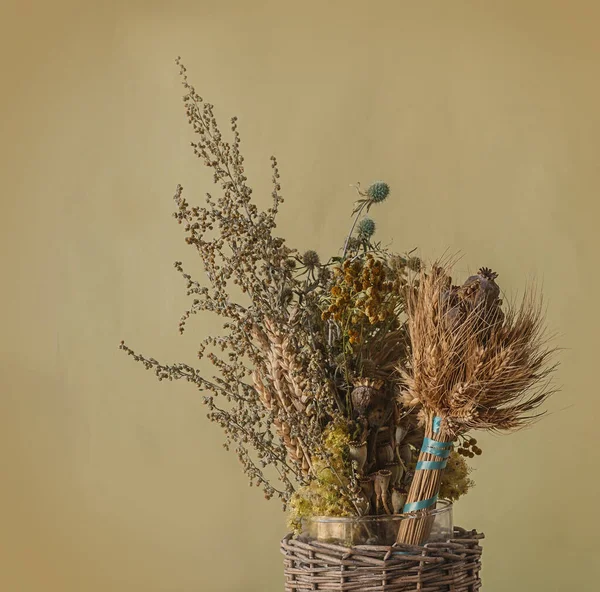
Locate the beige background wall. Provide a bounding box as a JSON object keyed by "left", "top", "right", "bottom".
{"left": 1, "top": 1, "right": 598, "bottom": 590}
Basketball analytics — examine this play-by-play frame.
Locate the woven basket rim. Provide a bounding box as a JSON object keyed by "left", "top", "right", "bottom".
{"left": 281, "top": 526, "right": 484, "bottom": 559}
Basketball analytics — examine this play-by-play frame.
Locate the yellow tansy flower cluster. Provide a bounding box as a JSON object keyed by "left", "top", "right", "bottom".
{"left": 321, "top": 255, "right": 405, "bottom": 345}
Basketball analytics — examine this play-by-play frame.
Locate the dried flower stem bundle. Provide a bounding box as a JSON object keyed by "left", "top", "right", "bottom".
{"left": 397, "top": 265, "right": 557, "bottom": 544}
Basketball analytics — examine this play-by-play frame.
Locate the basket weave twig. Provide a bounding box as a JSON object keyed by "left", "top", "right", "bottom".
{"left": 281, "top": 526, "right": 483, "bottom": 591}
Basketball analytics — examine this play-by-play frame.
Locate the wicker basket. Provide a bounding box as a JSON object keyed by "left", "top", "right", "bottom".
{"left": 281, "top": 526, "right": 483, "bottom": 591}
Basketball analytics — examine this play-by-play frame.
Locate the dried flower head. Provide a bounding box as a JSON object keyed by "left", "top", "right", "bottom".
{"left": 367, "top": 181, "right": 390, "bottom": 203}
{"left": 357, "top": 217, "right": 376, "bottom": 238}
{"left": 302, "top": 250, "right": 320, "bottom": 269}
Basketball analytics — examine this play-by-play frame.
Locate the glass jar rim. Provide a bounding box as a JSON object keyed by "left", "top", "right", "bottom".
{"left": 305, "top": 499, "right": 452, "bottom": 524}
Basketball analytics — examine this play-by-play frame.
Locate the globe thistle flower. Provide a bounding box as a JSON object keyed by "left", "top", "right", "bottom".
{"left": 357, "top": 217, "right": 376, "bottom": 239}
{"left": 367, "top": 182, "right": 390, "bottom": 203}
{"left": 302, "top": 250, "right": 320, "bottom": 269}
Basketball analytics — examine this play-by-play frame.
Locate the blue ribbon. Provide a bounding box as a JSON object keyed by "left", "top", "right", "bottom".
{"left": 403, "top": 494, "right": 438, "bottom": 513}
{"left": 402, "top": 417, "right": 448, "bottom": 514}
{"left": 421, "top": 437, "right": 451, "bottom": 459}
{"left": 421, "top": 437, "right": 451, "bottom": 451}
{"left": 416, "top": 459, "right": 448, "bottom": 471}
{"left": 422, "top": 445, "right": 451, "bottom": 458}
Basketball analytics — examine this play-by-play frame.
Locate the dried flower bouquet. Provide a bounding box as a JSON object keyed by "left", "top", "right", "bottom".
{"left": 121, "top": 60, "right": 557, "bottom": 547}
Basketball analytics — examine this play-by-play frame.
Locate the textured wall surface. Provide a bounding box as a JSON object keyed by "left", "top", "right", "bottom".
{"left": 1, "top": 1, "right": 598, "bottom": 590}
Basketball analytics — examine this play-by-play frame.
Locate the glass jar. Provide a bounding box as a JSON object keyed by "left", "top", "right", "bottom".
{"left": 301, "top": 500, "right": 453, "bottom": 546}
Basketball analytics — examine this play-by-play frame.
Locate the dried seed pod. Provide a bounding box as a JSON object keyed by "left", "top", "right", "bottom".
{"left": 399, "top": 443, "right": 412, "bottom": 467}
{"left": 443, "top": 267, "right": 504, "bottom": 336}
{"left": 359, "top": 476, "right": 375, "bottom": 503}
{"left": 384, "top": 461, "right": 404, "bottom": 486}
{"left": 374, "top": 470, "right": 393, "bottom": 515}
{"left": 355, "top": 489, "right": 371, "bottom": 516}
{"left": 376, "top": 443, "right": 395, "bottom": 466}
{"left": 351, "top": 379, "right": 382, "bottom": 411}
{"left": 395, "top": 425, "right": 408, "bottom": 446}
{"left": 391, "top": 488, "right": 407, "bottom": 514}
{"left": 349, "top": 441, "right": 368, "bottom": 474}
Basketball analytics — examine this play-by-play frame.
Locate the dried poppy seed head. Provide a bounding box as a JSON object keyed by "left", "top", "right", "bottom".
{"left": 302, "top": 250, "right": 320, "bottom": 269}
{"left": 367, "top": 182, "right": 390, "bottom": 203}
{"left": 357, "top": 217, "right": 376, "bottom": 238}
{"left": 462, "top": 267, "right": 501, "bottom": 305}
{"left": 478, "top": 267, "right": 499, "bottom": 281}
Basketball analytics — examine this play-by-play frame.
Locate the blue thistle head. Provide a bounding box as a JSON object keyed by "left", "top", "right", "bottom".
{"left": 357, "top": 217, "right": 376, "bottom": 238}
{"left": 367, "top": 182, "right": 390, "bottom": 203}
